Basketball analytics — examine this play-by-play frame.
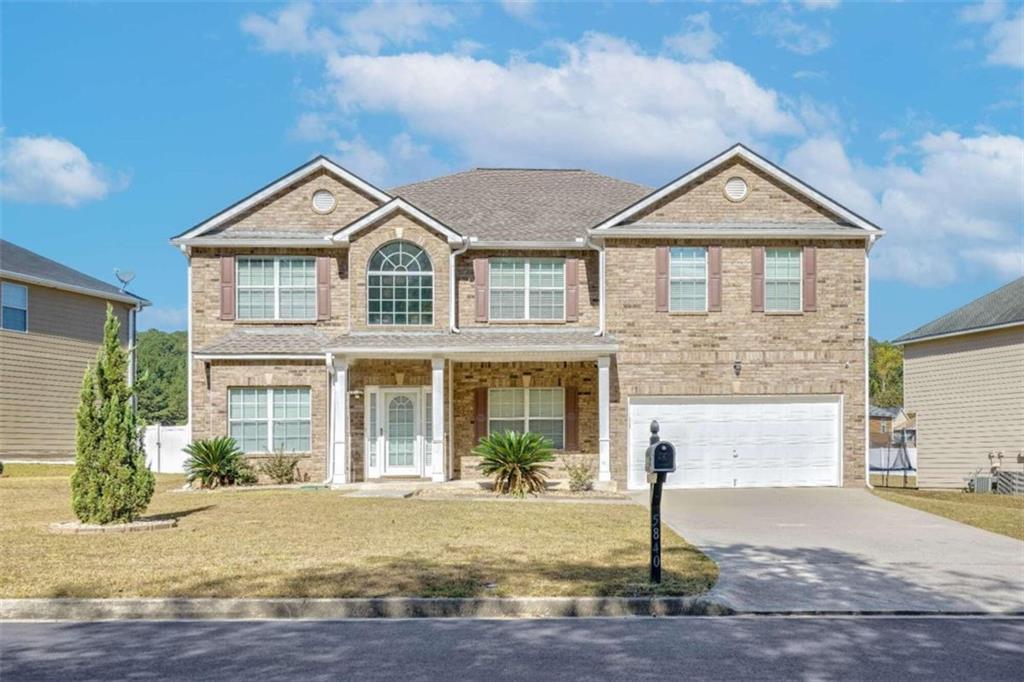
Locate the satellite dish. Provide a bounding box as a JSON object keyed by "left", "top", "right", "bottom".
{"left": 115, "top": 269, "right": 136, "bottom": 292}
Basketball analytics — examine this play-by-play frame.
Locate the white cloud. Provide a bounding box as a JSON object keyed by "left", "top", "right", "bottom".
{"left": 801, "top": 0, "right": 840, "bottom": 10}
{"left": 501, "top": 1, "right": 536, "bottom": 21}
{"left": 757, "top": 13, "right": 833, "bottom": 55}
{"left": 664, "top": 12, "right": 721, "bottom": 61}
{"left": 138, "top": 306, "right": 187, "bottom": 332}
{"left": 959, "top": 1, "right": 1024, "bottom": 68}
{"left": 0, "top": 134, "right": 122, "bottom": 207}
{"left": 323, "top": 33, "right": 803, "bottom": 182}
{"left": 785, "top": 133, "right": 1024, "bottom": 286}
{"left": 241, "top": 1, "right": 455, "bottom": 56}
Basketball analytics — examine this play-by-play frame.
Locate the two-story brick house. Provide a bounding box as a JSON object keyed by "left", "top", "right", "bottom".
{"left": 171, "top": 144, "right": 883, "bottom": 490}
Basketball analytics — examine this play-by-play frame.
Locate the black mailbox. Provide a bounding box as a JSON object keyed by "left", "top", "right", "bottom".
{"left": 646, "top": 440, "right": 676, "bottom": 474}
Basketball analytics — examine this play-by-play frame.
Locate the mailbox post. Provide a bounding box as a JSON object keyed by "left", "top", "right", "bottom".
{"left": 644, "top": 420, "right": 676, "bottom": 583}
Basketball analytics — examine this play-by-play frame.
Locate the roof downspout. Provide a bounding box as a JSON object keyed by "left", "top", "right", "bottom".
{"left": 864, "top": 237, "right": 873, "bottom": 489}
{"left": 323, "top": 352, "right": 336, "bottom": 485}
{"left": 450, "top": 238, "right": 470, "bottom": 333}
{"left": 587, "top": 237, "right": 606, "bottom": 336}
{"left": 179, "top": 244, "right": 193, "bottom": 444}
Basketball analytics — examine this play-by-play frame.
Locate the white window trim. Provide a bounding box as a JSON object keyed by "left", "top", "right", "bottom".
{"left": 1, "top": 282, "right": 29, "bottom": 333}
{"left": 764, "top": 247, "right": 803, "bottom": 313}
{"left": 228, "top": 387, "right": 312, "bottom": 454}
{"left": 488, "top": 258, "right": 566, "bottom": 322}
{"left": 668, "top": 247, "right": 708, "bottom": 313}
{"left": 236, "top": 257, "right": 317, "bottom": 321}
{"left": 366, "top": 243, "right": 435, "bottom": 327}
{"left": 487, "top": 387, "right": 566, "bottom": 449}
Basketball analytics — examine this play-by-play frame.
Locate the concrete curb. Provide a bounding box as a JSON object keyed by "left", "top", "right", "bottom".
{"left": 0, "top": 597, "right": 732, "bottom": 621}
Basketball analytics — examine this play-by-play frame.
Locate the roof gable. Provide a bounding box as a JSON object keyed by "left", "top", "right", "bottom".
{"left": 171, "top": 156, "right": 392, "bottom": 243}
{"left": 591, "top": 144, "right": 884, "bottom": 235}
{"left": 331, "top": 197, "right": 464, "bottom": 245}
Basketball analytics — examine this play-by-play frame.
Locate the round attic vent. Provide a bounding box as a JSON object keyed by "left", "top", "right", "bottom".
{"left": 312, "top": 189, "right": 336, "bottom": 214}
{"left": 724, "top": 176, "right": 748, "bottom": 202}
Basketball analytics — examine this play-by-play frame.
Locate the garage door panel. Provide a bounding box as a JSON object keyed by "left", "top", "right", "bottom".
{"left": 628, "top": 397, "right": 841, "bottom": 490}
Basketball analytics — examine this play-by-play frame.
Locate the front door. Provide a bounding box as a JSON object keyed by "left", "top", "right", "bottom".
{"left": 383, "top": 391, "right": 419, "bottom": 476}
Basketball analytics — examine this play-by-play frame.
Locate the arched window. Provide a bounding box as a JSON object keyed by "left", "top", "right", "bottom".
{"left": 367, "top": 241, "right": 433, "bottom": 325}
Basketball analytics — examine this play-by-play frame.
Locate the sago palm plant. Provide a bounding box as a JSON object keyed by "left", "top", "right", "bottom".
{"left": 183, "top": 436, "right": 245, "bottom": 489}
{"left": 473, "top": 431, "right": 554, "bottom": 497}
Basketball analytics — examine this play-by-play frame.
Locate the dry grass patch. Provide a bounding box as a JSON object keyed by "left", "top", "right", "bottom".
{"left": 0, "top": 464, "right": 716, "bottom": 599}
{"left": 874, "top": 488, "right": 1024, "bottom": 541}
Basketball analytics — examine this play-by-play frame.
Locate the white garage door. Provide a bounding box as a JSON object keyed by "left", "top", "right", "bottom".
{"left": 628, "top": 396, "right": 841, "bottom": 490}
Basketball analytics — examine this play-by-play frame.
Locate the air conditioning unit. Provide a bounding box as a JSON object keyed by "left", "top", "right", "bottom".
{"left": 972, "top": 474, "right": 994, "bottom": 494}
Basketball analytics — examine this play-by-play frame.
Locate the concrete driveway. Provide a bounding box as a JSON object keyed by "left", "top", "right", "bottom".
{"left": 644, "top": 488, "right": 1024, "bottom": 613}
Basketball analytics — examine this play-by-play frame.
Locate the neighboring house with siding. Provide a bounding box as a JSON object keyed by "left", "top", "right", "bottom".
{"left": 171, "top": 144, "right": 883, "bottom": 490}
{"left": 0, "top": 240, "right": 149, "bottom": 460}
{"left": 895, "top": 277, "right": 1024, "bottom": 488}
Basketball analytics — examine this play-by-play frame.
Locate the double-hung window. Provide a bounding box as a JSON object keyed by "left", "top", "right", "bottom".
{"left": 669, "top": 247, "right": 707, "bottom": 312}
{"left": 489, "top": 258, "right": 565, "bottom": 321}
{"left": 228, "top": 387, "right": 311, "bottom": 453}
{"left": 236, "top": 257, "right": 316, "bottom": 320}
{"left": 765, "top": 248, "right": 802, "bottom": 312}
{"left": 1, "top": 282, "right": 28, "bottom": 332}
{"left": 488, "top": 387, "right": 565, "bottom": 449}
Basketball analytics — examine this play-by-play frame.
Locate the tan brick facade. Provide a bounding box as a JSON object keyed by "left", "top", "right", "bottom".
{"left": 455, "top": 250, "right": 599, "bottom": 329}
{"left": 348, "top": 214, "right": 450, "bottom": 333}
{"left": 632, "top": 159, "right": 842, "bottom": 225}
{"left": 211, "top": 169, "right": 381, "bottom": 235}
{"left": 603, "top": 238, "right": 867, "bottom": 487}
{"left": 190, "top": 360, "right": 330, "bottom": 482}
{"left": 185, "top": 152, "right": 871, "bottom": 490}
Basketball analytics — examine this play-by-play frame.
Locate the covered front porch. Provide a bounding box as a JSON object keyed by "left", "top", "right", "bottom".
{"left": 326, "top": 330, "right": 617, "bottom": 485}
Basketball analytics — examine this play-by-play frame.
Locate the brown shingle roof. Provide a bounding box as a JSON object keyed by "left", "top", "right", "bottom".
{"left": 195, "top": 327, "right": 617, "bottom": 356}
{"left": 391, "top": 169, "right": 651, "bottom": 242}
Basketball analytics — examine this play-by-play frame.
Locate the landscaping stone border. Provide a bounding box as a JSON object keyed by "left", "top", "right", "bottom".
{"left": 48, "top": 519, "right": 178, "bottom": 535}
{"left": 0, "top": 597, "right": 732, "bottom": 620}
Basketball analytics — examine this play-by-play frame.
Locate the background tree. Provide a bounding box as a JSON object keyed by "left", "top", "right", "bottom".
{"left": 70, "top": 305, "right": 155, "bottom": 524}
{"left": 869, "top": 338, "right": 904, "bottom": 407}
{"left": 136, "top": 329, "right": 187, "bottom": 425}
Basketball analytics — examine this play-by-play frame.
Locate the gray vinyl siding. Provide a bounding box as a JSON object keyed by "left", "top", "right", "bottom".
{"left": 903, "top": 326, "right": 1024, "bottom": 488}
{"left": 0, "top": 281, "right": 130, "bottom": 459}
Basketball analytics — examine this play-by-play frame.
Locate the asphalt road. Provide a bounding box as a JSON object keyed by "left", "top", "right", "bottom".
{"left": 2, "top": 617, "right": 1022, "bottom": 681}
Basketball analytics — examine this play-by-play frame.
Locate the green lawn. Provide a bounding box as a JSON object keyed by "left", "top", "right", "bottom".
{"left": 0, "top": 463, "right": 717, "bottom": 599}
{"left": 873, "top": 488, "right": 1024, "bottom": 541}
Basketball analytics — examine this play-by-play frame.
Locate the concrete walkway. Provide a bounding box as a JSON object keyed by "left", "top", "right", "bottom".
{"left": 643, "top": 488, "right": 1024, "bottom": 613}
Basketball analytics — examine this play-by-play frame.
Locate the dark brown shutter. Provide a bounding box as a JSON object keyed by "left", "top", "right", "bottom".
{"left": 316, "top": 255, "right": 331, "bottom": 320}
{"left": 655, "top": 246, "right": 669, "bottom": 312}
{"left": 474, "top": 387, "right": 488, "bottom": 443}
{"left": 474, "top": 258, "right": 489, "bottom": 322}
{"left": 219, "top": 255, "right": 235, "bottom": 321}
{"left": 708, "top": 245, "right": 722, "bottom": 312}
{"left": 564, "top": 386, "right": 579, "bottom": 451}
{"left": 751, "top": 246, "right": 765, "bottom": 313}
{"left": 565, "top": 258, "right": 579, "bottom": 322}
{"left": 803, "top": 246, "right": 817, "bottom": 312}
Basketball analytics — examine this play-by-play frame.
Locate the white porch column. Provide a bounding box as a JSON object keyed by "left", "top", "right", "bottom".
{"left": 597, "top": 355, "right": 612, "bottom": 482}
{"left": 331, "top": 356, "right": 349, "bottom": 485}
{"left": 431, "top": 357, "right": 446, "bottom": 482}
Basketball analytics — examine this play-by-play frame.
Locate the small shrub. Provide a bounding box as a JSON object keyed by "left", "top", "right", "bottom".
{"left": 258, "top": 451, "right": 301, "bottom": 484}
{"left": 473, "top": 431, "right": 553, "bottom": 498}
{"left": 183, "top": 437, "right": 245, "bottom": 489}
{"left": 563, "top": 457, "right": 595, "bottom": 492}
{"left": 0, "top": 461, "right": 4, "bottom": 476}
{"left": 235, "top": 460, "right": 259, "bottom": 487}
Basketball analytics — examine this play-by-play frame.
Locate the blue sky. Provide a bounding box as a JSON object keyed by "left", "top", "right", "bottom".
{"left": 2, "top": 0, "right": 1022, "bottom": 339}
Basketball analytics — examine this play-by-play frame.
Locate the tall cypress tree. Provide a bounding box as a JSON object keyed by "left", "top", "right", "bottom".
{"left": 70, "top": 305, "right": 155, "bottom": 524}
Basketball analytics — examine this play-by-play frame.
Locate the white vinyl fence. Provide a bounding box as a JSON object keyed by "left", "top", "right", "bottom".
{"left": 144, "top": 424, "right": 189, "bottom": 473}
{"left": 869, "top": 446, "right": 917, "bottom": 472}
